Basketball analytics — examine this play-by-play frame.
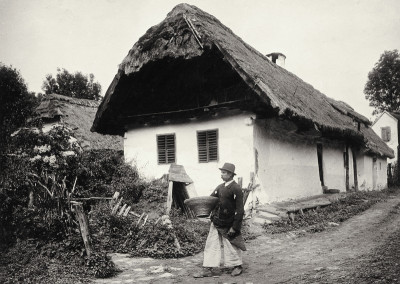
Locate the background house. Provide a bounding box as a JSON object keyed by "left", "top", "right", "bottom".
{"left": 36, "top": 93, "right": 123, "bottom": 151}
{"left": 372, "top": 111, "right": 399, "bottom": 165}
{"left": 92, "top": 4, "right": 393, "bottom": 203}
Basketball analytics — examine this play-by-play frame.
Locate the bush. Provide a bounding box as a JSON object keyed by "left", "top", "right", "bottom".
{"left": 90, "top": 203, "right": 209, "bottom": 259}
{"left": 71, "top": 149, "right": 142, "bottom": 203}
{"left": 85, "top": 252, "right": 118, "bottom": 278}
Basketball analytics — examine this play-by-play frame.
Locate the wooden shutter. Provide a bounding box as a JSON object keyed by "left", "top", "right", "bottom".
{"left": 157, "top": 134, "right": 175, "bottom": 164}
{"left": 197, "top": 129, "right": 218, "bottom": 163}
{"left": 381, "top": 127, "right": 391, "bottom": 142}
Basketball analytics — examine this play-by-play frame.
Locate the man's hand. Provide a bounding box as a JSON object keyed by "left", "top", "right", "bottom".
{"left": 227, "top": 227, "right": 236, "bottom": 237}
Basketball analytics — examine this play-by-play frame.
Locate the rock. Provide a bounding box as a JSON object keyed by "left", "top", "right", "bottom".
{"left": 327, "top": 222, "right": 339, "bottom": 227}
{"left": 149, "top": 265, "right": 164, "bottom": 273}
{"left": 159, "top": 272, "right": 174, "bottom": 278}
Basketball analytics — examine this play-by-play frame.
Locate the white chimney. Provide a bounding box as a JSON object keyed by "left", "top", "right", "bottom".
{"left": 267, "top": 52, "right": 286, "bottom": 68}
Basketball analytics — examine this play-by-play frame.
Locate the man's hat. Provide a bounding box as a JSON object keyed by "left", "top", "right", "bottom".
{"left": 219, "top": 162, "right": 236, "bottom": 175}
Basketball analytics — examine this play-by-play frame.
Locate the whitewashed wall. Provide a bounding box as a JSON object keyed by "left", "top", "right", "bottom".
{"left": 372, "top": 112, "right": 398, "bottom": 163}
{"left": 124, "top": 113, "right": 255, "bottom": 196}
{"left": 358, "top": 155, "right": 388, "bottom": 191}
{"left": 253, "top": 119, "right": 322, "bottom": 203}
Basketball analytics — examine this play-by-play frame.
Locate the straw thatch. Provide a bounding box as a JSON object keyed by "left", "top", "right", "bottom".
{"left": 36, "top": 94, "right": 123, "bottom": 150}
{"left": 92, "top": 3, "right": 393, "bottom": 158}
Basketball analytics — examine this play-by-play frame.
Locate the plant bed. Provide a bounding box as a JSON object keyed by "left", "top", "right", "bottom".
{"left": 263, "top": 190, "right": 390, "bottom": 234}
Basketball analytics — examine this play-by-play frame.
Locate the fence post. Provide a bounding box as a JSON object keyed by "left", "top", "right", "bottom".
{"left": 73, "top": 201, "right": 92, "bottom": 257}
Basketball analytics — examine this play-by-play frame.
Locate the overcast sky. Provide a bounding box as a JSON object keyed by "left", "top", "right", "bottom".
{"left": 1, "top": 0, "right": 399, "bottom": 119}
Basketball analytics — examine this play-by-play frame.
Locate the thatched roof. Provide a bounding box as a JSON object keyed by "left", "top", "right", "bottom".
{"left": 92, "top": 3, "right": 393, "bottom": 158}
{"left": 36, "top": 94, "right": 123, "bottom": 151}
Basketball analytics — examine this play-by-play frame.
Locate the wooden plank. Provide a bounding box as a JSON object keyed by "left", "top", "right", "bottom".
{"left": 136, "top": 212, "right": 145, "bottom": 226}
{"left": 118, "top": 204, "right": 127, "bottom": 216}
{"left": 129, "top": 211, "right": 141, "bottom": 218}
{"left": 73, "top": 202, "right": 92, "bottom": 257}
{"left": 141, "top": 215, "right": 148, "bottom": 227}
{"left": 110, "top": 192, "right": 120, "bottom": 207}
{"left": 166, "top": 181, "right": 173, "bottom": 214}
{"left": 123, "top": 206, "right": 131, "bottom": 217}
{"left": 285, "top": 197, "right": 331, "bottom": 213}
{"left": 71, "top": 197, "right": 113, "bottom": 201}
{"left": 111, "top": 197, "right": 123, "bottom": 215}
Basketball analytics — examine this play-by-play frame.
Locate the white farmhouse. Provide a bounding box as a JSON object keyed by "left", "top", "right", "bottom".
{"left": 92, "top": 4, "right": 393, "bottom": 203}
{"left": 372, "top": 111, "right": 399, "bottom": 165}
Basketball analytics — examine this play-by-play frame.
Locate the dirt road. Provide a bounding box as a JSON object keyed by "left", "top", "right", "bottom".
{"left": 95, "top": 195, "right": 400, "bottom": 283}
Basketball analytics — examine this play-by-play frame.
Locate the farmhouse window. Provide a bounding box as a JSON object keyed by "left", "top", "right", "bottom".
{"left": 197, "top": 129, "right": 218, "bottom": 163}
{"left": 157, "top": 134, "right": 176, "bottom": 164}
{"left": 381, "top": 127, "right": 391, "bottom": 142}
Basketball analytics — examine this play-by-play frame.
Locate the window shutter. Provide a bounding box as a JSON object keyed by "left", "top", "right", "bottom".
{"left": 381, "top": 127, "right": 391, "bottom": 142}
{"left": 157, "top": 134, "right": 175, "bottom": 164}
{"left": 197, "top": 129, "right": 218, "bottom": 163}
{"left": 197, "top": 131, "right": 208, "bottom": 163}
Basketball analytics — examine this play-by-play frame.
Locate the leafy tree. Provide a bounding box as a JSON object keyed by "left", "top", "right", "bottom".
{"left": 42, "top": 68, "right": 102, "bottom": 101}
{"left": 0, "top": 63, "right": 37, "bottom": 148}
{"left": 364, "top": 50, "right": 400, "bottom": 115}
{"left": 0, "top": 63, "right": 37, "bottom": 190}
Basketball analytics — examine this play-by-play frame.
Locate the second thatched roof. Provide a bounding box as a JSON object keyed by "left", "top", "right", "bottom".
{"left": 36, "top": 94, "right": 123, "bottom": 151}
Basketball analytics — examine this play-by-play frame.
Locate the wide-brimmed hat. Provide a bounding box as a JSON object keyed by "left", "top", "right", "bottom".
{"left": 219, "top": 162, "right": 236, "bottom": 175}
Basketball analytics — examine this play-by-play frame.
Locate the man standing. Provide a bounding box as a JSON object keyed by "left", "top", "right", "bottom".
{"left": 194, "top": 162, "right": 246, "bottom": 278}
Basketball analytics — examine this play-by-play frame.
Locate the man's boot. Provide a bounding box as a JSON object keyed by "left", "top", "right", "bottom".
{"left": 231, "top": 265, "right": 243, "bottom": 276}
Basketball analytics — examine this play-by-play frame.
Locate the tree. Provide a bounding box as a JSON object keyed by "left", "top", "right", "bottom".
{"left": 0, "top": 63, "right": 37, "bottom": 146}
{"left": 42, "top": 68, "right": 102, "bottom": 101}
{"left": 0, "top": 63, "right": 37, "bottom": 188}
{"left": 364, "top": 50, "right": 400, "bottom": 115}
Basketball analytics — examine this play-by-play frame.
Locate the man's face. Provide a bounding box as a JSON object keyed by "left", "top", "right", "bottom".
{"left": 221, "top": 170, "right": 233, "bottom": 182}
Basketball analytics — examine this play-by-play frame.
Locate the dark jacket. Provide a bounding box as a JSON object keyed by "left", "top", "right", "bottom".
{"left": 210, "top": 180, "right": 244, "bottom": 232}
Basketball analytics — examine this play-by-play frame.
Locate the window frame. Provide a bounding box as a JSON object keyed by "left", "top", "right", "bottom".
{"left": 156, "top": 133, "right": 176, "bottom": 165}
{"left": 197, "top": 129, "right": 219, "bottom": 163}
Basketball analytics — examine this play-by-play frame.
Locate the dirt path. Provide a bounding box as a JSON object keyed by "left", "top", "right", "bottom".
{"left": 95, "top": 195, "right": 400, "bottom": 283}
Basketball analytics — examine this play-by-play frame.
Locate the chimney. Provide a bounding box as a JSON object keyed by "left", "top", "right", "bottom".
{"left": 267, "top": 52, "right": 286, "bottom": 68}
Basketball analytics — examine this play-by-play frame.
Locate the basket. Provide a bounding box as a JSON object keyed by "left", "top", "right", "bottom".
{"left": 184, "top": 196, "right": 219, "bottom": 217}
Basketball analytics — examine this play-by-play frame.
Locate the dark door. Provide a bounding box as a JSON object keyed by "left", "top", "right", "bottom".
{"left": 317, "top": 144, "right": 324, "bottom": 186}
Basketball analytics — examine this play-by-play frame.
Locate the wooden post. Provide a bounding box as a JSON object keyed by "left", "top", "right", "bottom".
{"left": 238, "top": 177, "right": 243, "bottom": 188}
{"left": 28, "top": 191, "right": 34, "bottom": 208}
{"left": 352, "top": 148, "right": 358, "bottom": 191}
{"left": 73, "top": 202, "right": 92, "bottom": 257}
{"left": 166, "top": 181, "right": 173, "bottom": 214}
{"left": 345, "top": 145, "right": 350, "bottom": 191}
{"left": 250, "top": 172, "right": 255, "bottom": 210}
